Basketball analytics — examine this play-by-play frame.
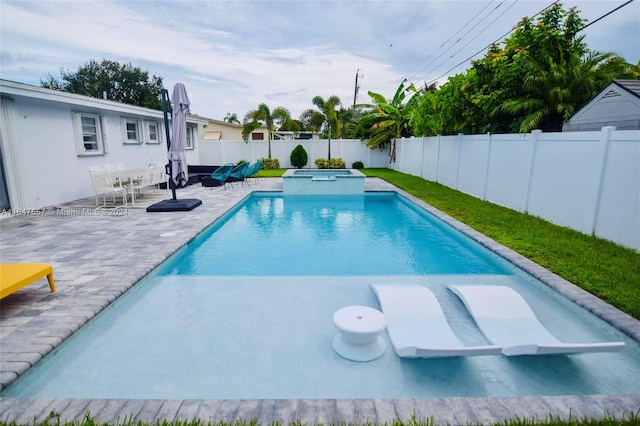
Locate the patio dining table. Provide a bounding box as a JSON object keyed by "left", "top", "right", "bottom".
{"left": 110, "top": 168, "right": 148, "bottom": 206}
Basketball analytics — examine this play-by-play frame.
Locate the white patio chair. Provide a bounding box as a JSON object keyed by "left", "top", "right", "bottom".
{"left": 137, "top": 167, "right": 156, "bottom": 198}
{"left": 151, "top": 164, "right": 170, "bottom": 194}
{"left": 88, "top": 168, "right": 127, "bottom": 207}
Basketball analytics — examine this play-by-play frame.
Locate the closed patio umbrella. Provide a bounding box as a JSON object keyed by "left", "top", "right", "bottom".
{"left": 169, "top": 83, "right": 190, "bottom": 188}
{"left": 146, "top": 83, "right": 201, "bottom": 212}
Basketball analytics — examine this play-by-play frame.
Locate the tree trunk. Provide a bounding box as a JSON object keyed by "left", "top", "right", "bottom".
{"left": 390, "top": 138, "right": 397, "bottom": 163}
{"left": 328, "top": 123, "right": 331, "bottom": 160}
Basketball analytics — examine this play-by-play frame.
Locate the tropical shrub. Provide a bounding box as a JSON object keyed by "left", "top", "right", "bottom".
{"left": 329, "top": 158, "right": 346, "bottom": 169}
{"left": 290, "top": 144, "right": 308, "bottom": 169}
{"left": 315, "top": 158, "right": 345, "bottom": 169}
{"left": 352, "top": 161, "right": 364, "bottom": 169}
{"left": 259, "top": 157, "right": 280, "bottom": 170}
{"left": 314, "top": 158, "right": 328, "bottom": 168}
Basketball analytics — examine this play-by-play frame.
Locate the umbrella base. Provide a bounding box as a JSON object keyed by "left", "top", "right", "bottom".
{"left": 146, "top": 198, "right": 202, "bottom": 212}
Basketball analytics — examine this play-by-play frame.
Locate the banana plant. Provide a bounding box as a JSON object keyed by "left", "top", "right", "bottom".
{"left": 360, "top": 79, "right": 416, "bottom": 163}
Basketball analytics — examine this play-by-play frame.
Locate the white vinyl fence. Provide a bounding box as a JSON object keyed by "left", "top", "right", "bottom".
{"left": 393, "top": 128, "right": 640, "bottom": 251}
{"left": 198, "top": 138, "right": 390, "bottom": 169}
{"left": 198, "top": 128, "right": 639, "bottom": 251}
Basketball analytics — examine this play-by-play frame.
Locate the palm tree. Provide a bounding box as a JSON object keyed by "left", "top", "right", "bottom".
{"left": 223, "top": 113, "right": 240, "bottom": 124}
{"left": 300, "top": 95, "right": 341, "bottom": 159}
{"left": 498, "top": 51, "right": 629, "bottom": 132}
{"left": 360, "top": 79, "right": 416, "bottom": 163}
{"left": 242, "top": 103, "right": 290, "bottom": 158}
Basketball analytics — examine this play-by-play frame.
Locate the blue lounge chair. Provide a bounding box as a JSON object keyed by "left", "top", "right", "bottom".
{"left": 243, "top": 159, "right": 264, "bottom": 184}
{"left": 228, "top": 162, "right": 250, "bottom": 187}
{"left": 209, "top": 163, "right": 235, "bottom": 189}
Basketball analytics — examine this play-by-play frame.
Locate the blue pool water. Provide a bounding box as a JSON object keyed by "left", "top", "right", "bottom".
{"left": 292, "top": 170, "right": 353, "bottom": 176}
{"left": 157, "top": 193, "right": 509, "bottom": 276}
{"left": 3, "top": 193, "right": 638, "bottom": 399}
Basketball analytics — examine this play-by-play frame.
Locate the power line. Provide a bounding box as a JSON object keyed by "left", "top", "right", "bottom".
{"left": 419, "top": 0, "right": 520, "bottom": 84}
{"left": 403, "top": 0, "right": 499, "bottom": 83}
{"left": 421, "top": 0, "right": 635, "bottom": 89}
{"left": 419, "top": 0, "right": 559, "bottom": 90}
{"left": 579, "top": 0, "right": 635, "bottom": 31}
{"left": 388, "top": 1, "right": 430, "bottom": 48}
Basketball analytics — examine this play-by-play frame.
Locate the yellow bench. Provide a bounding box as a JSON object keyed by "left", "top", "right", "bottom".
{"left": 0, "top": 264, "right": 56, "bottom": 299}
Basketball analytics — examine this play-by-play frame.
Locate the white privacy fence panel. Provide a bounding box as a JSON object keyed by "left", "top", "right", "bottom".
{"left": 434, "top": 135, "right": 461, "bottom": 190}
{"left": 392, "top": 128, "right": 639, "bottom": 251}
{"left": 526, "top": 131, "right": 603, "bottom": 234}
{"left": 457, "top": 134, "right": 491, "bottom": 199}
{"left": 421, "top": 137, "right": 440, "bottom": 181}
{"left": 484, "top": 135, "right": 532, "bottom": 209}
{"left": 594, "top": 132, "right": 640, "bottom": 250}
{"left": 198, "top": 139, "right": 387, "bottom": 168}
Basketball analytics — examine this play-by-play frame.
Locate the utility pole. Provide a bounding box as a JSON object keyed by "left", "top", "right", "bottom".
{"left": 353, "top": 69, "right": 362, "bottom": 106}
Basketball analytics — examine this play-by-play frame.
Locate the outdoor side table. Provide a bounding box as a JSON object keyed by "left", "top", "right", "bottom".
{"left": 332, "top": 305, "right": 386, "bottom": 362}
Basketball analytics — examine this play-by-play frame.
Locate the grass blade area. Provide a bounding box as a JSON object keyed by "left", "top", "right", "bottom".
{"left": 362, "top": 169, "right": 640, "bottom": 320}
{"left": 4, "top": 409, "right": 639, "bottom": 426}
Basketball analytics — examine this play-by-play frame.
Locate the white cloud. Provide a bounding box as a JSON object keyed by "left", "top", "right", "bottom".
{"left": 1, "top": 0, "right": 638, "bottom": 120}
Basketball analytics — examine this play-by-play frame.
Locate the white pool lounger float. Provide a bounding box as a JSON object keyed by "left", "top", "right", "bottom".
{"left": 448, "top": 285, "right": 626, "bottom": 356}
{"left": 371, "top": 284, "right": 502, "bottom": 358}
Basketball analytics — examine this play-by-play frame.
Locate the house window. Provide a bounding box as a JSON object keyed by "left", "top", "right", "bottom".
{"left": 185, "top": 125, "right": 195, "bottom": 149}
{"left": 73, "top": 112, "right": 105, "bottom": 155}
{"left": 122, "top": 118, "right": 141, "bottom": 143}
{"left": 251, "top": 132, "right": 264, "bottom": 140}
{"left": 145, "top": 121, "right": 161, "bottom": 144}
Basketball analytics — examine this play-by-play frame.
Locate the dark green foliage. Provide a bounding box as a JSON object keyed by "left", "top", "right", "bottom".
{"left": 40, "top": 59, "right": 163, "bottom": 110}
{"left": 411, "top": 4, "right": 638, "bottom": 135}
{"left": 290, "top": 145, "right": 308, "bottom": 169}
{"left": 352, "top": 161, "right": 364, "bottom": 169}
{"left": 259, "top": 157, "right": 280, "bottom": 170}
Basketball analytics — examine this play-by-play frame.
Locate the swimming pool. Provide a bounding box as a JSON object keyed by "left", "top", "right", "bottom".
{"left": 2, "top": 192, "right": 638, "bottom": 399}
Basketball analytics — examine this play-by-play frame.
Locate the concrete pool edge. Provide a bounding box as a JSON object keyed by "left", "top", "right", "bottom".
{"left": 0, "top": 178, "right": 639, "bottom": 424}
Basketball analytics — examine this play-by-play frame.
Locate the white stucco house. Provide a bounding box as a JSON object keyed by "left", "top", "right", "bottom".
{"left": 0, "top": 79, "right": 206, "bottom": 210}
{"left": 563, "top": 80, "right": 640, "bottom": 131}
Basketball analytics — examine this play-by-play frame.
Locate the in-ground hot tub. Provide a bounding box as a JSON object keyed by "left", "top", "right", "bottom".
{"left": 282, "top": 169, "right": 366, "bottom": 194}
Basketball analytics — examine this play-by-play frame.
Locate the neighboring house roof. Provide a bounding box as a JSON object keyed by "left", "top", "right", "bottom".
{"left": 614, "top": 80, "right": 640, "bottom": 98}
{"left": 563, "top": 79, "right": 640, "bottom": 131}
{"left": 190, "top": 113, "right": 242, "bottom": 128}
{"left": 191, "top": 113, "right": 271, "bottom": 141}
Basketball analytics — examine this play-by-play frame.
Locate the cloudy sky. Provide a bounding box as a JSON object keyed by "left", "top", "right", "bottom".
{"left": 1, "top": 1, "right": 638, "bottom": 121}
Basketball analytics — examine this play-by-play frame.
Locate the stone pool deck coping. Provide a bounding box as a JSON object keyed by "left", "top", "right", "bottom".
{"left": 1, "top": 178, "right": 639, "bottom": 425}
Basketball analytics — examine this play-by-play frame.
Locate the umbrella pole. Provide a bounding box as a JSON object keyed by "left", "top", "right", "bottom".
{"left": 161, "top": 88, "right": 178, "bottom": 201}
